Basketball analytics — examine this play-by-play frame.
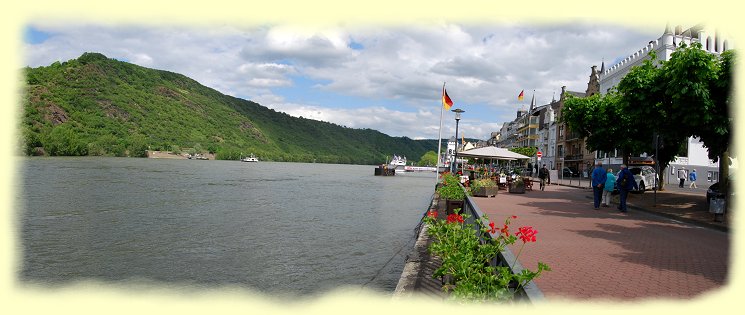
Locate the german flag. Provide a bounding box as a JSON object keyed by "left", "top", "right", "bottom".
{"left": 442, "top": 86, "right": 453, "bottom": 110}
{"left": 518, "top": 90, "right": 525, "bottom": 101}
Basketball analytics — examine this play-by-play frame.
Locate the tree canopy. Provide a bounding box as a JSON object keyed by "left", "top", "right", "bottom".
{"left": 562, "top": 43, "right": 734, "bottom": 190}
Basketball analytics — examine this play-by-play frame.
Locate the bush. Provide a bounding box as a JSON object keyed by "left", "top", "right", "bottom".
{"left": 43, "top": 124, "right": 88, "bottom": 156}
{"left": 437, "top": 173, "right": 465, "bottom": 200}
{"left": 424, "top": 213, "right": 550, "bottom": 302}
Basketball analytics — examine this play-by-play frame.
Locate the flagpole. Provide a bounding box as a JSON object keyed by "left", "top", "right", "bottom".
{"left": 436, "top": 82, "right": 445, "bottom": 186}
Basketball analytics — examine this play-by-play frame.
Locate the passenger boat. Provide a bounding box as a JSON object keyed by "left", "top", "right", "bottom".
{"left": 241, "top": 154, "right": 259, "bottom": 162}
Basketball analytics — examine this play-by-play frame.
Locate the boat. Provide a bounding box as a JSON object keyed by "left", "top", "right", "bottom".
{"left": 241, "top": 154, "right": 259, "bottom": 162}
{"left": 188, "top": 153, "right": 209, "bottom": 160}
{"left": 390, "top": 155, "right": 407, "bottom": 166}
{"left": 390, "top": 154, "right": 407, "bottom": 173}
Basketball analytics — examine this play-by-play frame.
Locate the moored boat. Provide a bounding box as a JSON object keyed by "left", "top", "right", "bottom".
{"left": 241, "top": 154, "right": 259, "bottom": 162}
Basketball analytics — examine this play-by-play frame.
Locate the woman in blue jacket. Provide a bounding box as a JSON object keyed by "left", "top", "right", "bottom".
{"left": 601, "top": 168, "right": 616, "bottom": 207}
{"left": 616, "top": 164, "right": 638, "bottom": 213}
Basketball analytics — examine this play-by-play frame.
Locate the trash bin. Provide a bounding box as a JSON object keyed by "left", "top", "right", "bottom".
{"left": 709, "top": 197, "right": 725, "bottom": 214}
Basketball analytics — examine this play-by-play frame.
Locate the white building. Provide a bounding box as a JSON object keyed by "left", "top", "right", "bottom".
{"left": 598, "top": 24, "right": 734, "bottom": 184}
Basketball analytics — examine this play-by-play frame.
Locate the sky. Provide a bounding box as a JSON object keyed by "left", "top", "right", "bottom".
{"left": 20, "top": 22, "right": 669, "bottom": 141}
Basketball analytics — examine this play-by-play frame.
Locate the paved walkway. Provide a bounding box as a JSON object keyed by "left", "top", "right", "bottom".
{"left": 473, "top": 183, "right": 730, "bottom": 300}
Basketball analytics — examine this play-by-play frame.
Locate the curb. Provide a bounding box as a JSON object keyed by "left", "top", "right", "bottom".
{"left": 626, "top": 203, "right": 729, "bottom": 233}
{"left": 577, "top": 193, "right": 729, "bottom": 233}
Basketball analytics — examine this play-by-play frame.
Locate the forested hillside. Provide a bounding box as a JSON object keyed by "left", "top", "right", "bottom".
{"left": 21, "top": 52, "right": 439, "bottom": 164}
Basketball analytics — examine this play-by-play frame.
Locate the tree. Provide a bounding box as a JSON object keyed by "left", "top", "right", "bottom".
{"left": 658, "top": 43, "right": 735, "bottom": 195}
{"left": 508, "top": 147, "right": 537, "bottom": 158}
{"left": 615, "top": 52, "right": 689, "bottom": 188}
{"left": 418, "top": 150, "right": 438, "bottom": 166}
{"left": 562, "top": 44, "right": 734, "bottom": 192}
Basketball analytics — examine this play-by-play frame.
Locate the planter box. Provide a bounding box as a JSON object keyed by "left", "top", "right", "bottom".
{"left": 446, "top": 200, "right": 464, "bottom": 215}
{"left": 472, "top": 186, "right": 498, "bottom": 197}
{"left": 509, "top": 182, "right": 525, "bottom": 194}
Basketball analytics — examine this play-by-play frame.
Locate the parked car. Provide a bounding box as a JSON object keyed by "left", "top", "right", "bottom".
{"left": 628, "top": 165, "right": 657, "bottom": 193}
{"left": 706, "top": 180, "right": 733, "bottom": 204}
{"left": 562, "top": 167, "right": 578, "bottom": 177}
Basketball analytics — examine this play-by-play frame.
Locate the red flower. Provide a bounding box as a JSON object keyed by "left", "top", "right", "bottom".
{"left": 512, "top": 215, "right": 518, "bottom": 219}
{"left": 487, "top": 221, "right": 498, "bottom": 234}
{"left": 516, "top": 226, "right": 538, "bottom": 243}
{"left": 500, "top": 224, "right": 510, "bottom": 237}
{"left": 446, "top": 213, "right": 464, "bottom": 224}
{"left": 427, "top": 210, "right": 438, "bottom": 219}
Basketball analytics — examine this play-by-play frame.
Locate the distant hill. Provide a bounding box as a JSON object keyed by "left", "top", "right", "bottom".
{"left": 21, "top": 52, "right": 444, "bottom": 164}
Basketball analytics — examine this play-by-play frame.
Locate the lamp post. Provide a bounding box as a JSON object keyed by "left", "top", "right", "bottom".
{"left": 452, "top": 108, "right": 464, "bottom": 173}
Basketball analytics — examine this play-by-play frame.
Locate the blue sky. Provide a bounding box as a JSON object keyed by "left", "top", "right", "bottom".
{"left": 23, "top": 23, "right": 664, "bottom": 140}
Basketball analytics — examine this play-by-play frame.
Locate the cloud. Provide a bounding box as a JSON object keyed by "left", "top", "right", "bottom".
{"left": 23, "top": 22, "right": 660, "bottom": 140}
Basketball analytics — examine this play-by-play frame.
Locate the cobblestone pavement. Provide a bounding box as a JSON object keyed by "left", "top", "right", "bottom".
{"left": 473, "top": 183, "right": 730, "bottom": 301}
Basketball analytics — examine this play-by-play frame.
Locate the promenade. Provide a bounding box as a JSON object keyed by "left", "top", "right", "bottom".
{"left": 474, "top": 182, "right": 730, "bottom": 300}
{"left": 398, "top": 179, "right": 732, "bottom": 301}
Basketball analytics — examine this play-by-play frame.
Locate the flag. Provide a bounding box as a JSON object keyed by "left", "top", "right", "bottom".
{"left": 529, "top": 91, "right": 535, "bottom": 112}
{"left": 442, "top": 86, "right": 453, "bottom": 110}
{"left": 518, "top": 90, "right": 524, "bottom": 101}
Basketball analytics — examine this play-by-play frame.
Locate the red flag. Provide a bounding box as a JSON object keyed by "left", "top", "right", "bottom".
{"left": 442, "top": 86, "right": 453, "bottom": 110}
{"left": 518, "top": 90, "right": 525, "bottom": 101}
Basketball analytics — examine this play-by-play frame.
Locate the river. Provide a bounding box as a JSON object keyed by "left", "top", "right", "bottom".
{"left": 17, "top": 157, "right": 435, "bottom": 297}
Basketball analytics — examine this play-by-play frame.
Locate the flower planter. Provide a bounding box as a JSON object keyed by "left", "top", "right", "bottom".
{"left": 472, "top": 186, "right": 498, "bottom": 197}
{"left": 446, "top": 200, "right": 464, "bottom": 215}
{"left": 509, "top": 182, "right": 525, "bottom": 194}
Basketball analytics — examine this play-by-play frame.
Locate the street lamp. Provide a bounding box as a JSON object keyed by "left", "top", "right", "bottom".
{"left": 452, "top": 108, "right": 465, "bottom": 173}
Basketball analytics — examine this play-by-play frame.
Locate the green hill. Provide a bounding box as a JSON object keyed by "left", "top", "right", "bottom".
{"left": 21, "top": 52, "right": 442, "bottom": 164}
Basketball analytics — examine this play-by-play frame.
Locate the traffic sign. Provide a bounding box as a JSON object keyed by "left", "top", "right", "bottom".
{"left": 536, "top": 151, "right": 543, "bottom": 158}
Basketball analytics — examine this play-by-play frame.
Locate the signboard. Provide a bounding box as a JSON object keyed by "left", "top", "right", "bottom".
{"left": 549, "top": 170, "right": 558, "bottom": 184}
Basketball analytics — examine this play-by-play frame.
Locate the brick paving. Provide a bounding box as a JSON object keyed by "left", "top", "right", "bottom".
{"left": 472, "top": 183, "right": 730, "bottom": 301}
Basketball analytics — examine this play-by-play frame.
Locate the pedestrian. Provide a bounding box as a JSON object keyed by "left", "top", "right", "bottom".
{"left": 616, "top": 164, "right": 638, "bottom": 213}
{"left": 601, "top": 168, "right": 616, "bottom": 207}
{"left": 538, "top": 164, "right": 549, "bottom": 191}
{"left": 591, "top": 161, "right": 607, "bottom": 210}
{"left": 678, "top": 168, "right": 687, "bottom": 188}
{"left": 689, "top": 169, "right": 698, "bottom": 189}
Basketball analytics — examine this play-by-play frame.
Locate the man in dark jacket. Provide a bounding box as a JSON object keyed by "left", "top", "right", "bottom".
{"left": 538, "top": 165, "right": 549, "bottom": 190}
{"left": 616, "top": 164, "right": 639, "bottom": 213}
{"left": 591, "top": 162, "right": 607, "bottom": 209}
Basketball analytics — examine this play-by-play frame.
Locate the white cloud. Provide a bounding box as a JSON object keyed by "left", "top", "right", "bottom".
{"left": 23, "top": 22, "right": 661, "bottom": 140}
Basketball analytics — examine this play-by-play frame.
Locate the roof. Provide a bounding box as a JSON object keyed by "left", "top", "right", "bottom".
{"left": 457, "top": 146, "right": 531, "bottom": 160}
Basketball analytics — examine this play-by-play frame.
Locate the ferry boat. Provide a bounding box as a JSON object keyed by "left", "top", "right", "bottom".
{"left": 390, "top": 155, "right": 407, "bottom": 166}
{"left": 241, "top": 154, "right": 259, "bottom": 162}
{"left": 390, "top": 155, "right": 408, "bottom": 173}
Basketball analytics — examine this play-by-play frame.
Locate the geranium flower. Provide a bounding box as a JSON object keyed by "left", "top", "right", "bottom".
{"left": 446, "top": 213, "right": 464, "bottom": 224}
{"left": 428, "top": 210, "right": 438, "bottom": 219}
{"left": 500, "top": 224, "right": 510, "bottom": 237}
{"left": 487, "top": 221, "right": 498, "bottom": 234}
{"left": 516, "top": 226, "right": 538, "bottom": 243}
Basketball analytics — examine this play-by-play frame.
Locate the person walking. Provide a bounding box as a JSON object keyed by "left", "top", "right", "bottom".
{"left": 601, "top": 168, "right": 616, "bottom": 207}
{"left": 617, "top": 164, "right": 638, "bottom": 213}
{"left": 678, "top": 168, "right": 687, "bottom": 188}
{"left": 538, "top": 164, "right": 549, "bottom": 191}
{"left": 689, "top": 169, "right": 698, "bottom": 189}
{"left": 591, "top": 161, "right": 607, "bottom": 210}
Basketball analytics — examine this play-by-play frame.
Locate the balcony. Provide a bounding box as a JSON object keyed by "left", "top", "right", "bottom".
{"left": 563, "top": 154, "right": 584, "bottom": 161}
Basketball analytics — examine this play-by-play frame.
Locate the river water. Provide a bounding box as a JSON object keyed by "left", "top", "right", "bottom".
{"left": 17, "top": 157, "right": 435, "bottom": 297}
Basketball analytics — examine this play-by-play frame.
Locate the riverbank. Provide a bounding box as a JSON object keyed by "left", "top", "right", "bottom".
{"left": 146, "top": 150, "right": 215, "bottom": 160}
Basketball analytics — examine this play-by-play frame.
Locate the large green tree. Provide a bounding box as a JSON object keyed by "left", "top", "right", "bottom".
{"left": 417, "top": 150, "right": 438, "bottom": 166}
{"left": 562, "top": 43, "right": 734, "bottom": 192}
